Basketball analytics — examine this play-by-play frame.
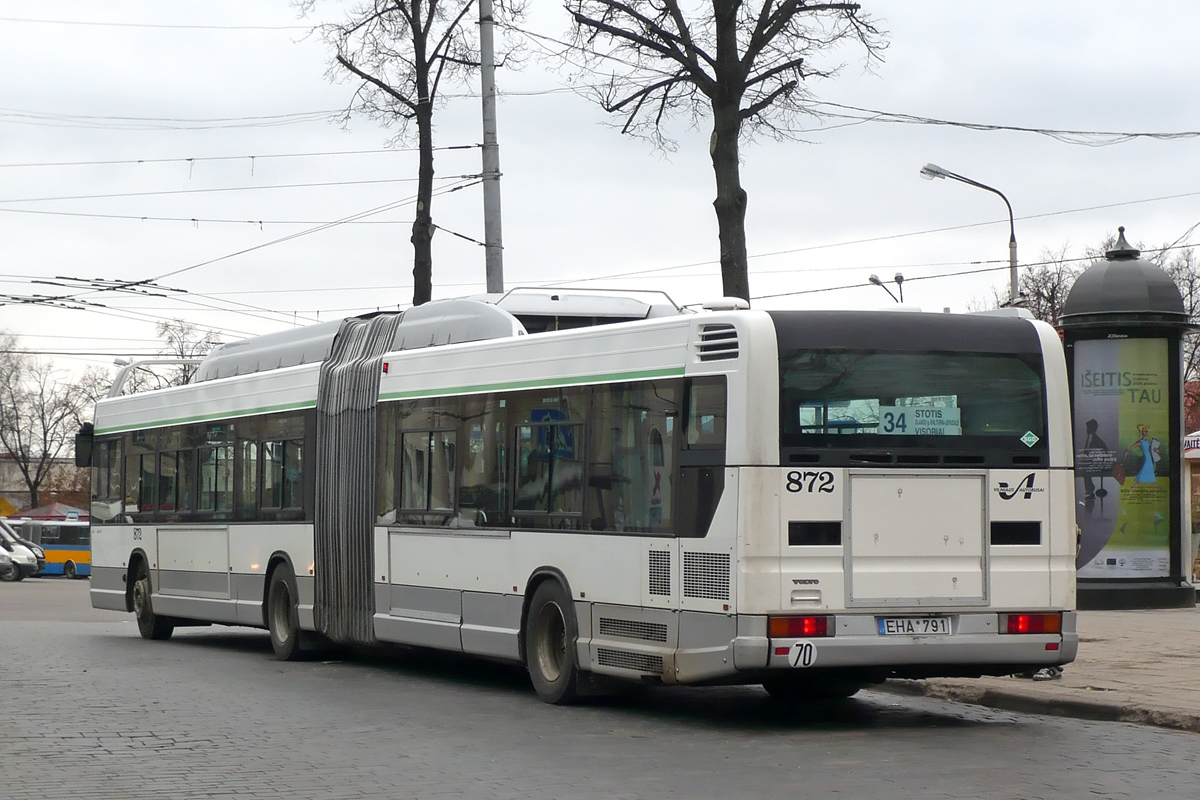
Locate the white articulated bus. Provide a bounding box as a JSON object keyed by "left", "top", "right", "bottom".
{"left": 85, "top": 292, "right": 1077, "bottom": 703}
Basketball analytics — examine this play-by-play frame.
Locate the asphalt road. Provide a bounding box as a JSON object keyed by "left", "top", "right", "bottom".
{"left": 3, "top": 578, "right": 1198, "bottom": 799}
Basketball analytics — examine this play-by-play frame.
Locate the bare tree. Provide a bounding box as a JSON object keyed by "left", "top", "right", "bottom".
{"left": 1158, "top": 247, "right": 1200, "bottom": 382}
{"left": 0, "top": 335, "right": 86, "bottom": 508}
{"left": 155, "top": 319, "right": 222, "bottom": 385}
{"left": 300, "top": 0, "right": 524, "bottom": 305}
{"left": 1008, "top": 245, "right": 1080, "bottom": 326}
{"left": 73, "top": 365, "right": 114, "bottom": 415}
{"left": 565, "top": 1, "right": 884, "bottom": 302}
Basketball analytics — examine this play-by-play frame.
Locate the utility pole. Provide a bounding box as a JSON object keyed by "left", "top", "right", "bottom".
{"left": 479, "top": 0, "right": 504, "bottom": 293}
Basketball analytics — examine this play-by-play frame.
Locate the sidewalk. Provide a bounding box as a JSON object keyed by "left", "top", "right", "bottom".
{"left": 880, "top": 607, "right": 1200, "bottom": 733}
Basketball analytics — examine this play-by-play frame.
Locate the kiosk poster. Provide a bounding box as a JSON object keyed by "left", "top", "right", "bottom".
{"left": 1074, "top": 338, "right": 1171, "bottom": 578}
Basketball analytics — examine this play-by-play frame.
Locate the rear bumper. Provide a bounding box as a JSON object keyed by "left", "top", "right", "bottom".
{"left": 733, "top": 611, "right": 1078, "bottom": 678}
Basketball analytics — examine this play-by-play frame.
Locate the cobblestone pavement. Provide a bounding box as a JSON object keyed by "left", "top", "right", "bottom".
{"left": 3, "top": 580, "right": 1199, "bottom": 799}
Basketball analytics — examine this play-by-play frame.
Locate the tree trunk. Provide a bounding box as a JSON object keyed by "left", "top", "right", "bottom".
{"left": 410, "top": 1, "right": 435, "bottom": 307}
{"left": 411, "top": 100, "right": 435, "bottom": 306}
{"left": 710, "top": 103, "right": 749, "bottom": 303}
{"left": 24, "top": 467, "right": 40, "bottom": 509}
{"left": 709, "top": 0, "right": 749, "bottom": 303}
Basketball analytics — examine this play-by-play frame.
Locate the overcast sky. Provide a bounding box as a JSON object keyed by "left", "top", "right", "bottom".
{"left": 3, "top": 1, "right": 1199, "bottom": 378}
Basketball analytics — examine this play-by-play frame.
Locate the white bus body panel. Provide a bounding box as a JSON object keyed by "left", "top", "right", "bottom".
{"left": 94, "top": 362, "right": 320, "bottom": 434}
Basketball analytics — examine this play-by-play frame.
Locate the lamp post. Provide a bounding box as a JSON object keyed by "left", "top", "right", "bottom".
{"left": 920, "top": 163, "right": 1019, "bottom": 305}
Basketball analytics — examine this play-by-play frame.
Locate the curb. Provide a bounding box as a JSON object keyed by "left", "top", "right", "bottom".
{"left": 877, "top": 679, "right": 1200, "bottom": 735}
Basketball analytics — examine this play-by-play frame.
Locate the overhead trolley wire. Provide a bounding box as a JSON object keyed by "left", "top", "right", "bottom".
{"left": 0, "top": 16, "right": 308, "bottom": 30}
{"left": 0, "top": 144, "right": 479, "bottom": 170}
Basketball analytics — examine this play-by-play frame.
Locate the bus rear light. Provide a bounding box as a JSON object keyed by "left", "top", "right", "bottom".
{"left": 1002, "top": 613, "right": 1062, "bottom": 634}
{"left": 768, "top": 615, "right": 832, "bottom": 638}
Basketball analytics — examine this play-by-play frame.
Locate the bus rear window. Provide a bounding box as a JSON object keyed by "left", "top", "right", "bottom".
{"left": 780, "top": 350, "right": 1046, "bottom": 457}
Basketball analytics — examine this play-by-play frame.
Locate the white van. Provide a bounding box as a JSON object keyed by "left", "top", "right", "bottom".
{"left": 0, "top": 520, "right": 40, "bottom": 581}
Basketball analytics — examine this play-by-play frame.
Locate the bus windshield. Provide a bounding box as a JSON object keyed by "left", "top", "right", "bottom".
{"left": 779, "top": 349, "right": 1047, "bottom": 461}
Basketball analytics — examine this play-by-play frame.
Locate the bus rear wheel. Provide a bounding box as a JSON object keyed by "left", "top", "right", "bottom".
{"left": 524, "top": 581, "right": 580, "bottom": 705}
{"left": 132, "top": 563, "right": 174, "bottom": 640}
{"left": 267, "top": 567, "right": 306, "bottom": 661}
{"left": 63, "top": 561, "right": 77, "bottom": 580}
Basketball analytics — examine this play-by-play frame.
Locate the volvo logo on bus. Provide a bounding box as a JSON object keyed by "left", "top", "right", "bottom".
{"left": 996, "top": 473, "right": 1043, "bottom": 500}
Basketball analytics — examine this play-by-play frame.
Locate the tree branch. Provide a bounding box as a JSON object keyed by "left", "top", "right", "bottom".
{"left": 336, "top": 54, "right": 419, "bottom": 115}
{"left": 741, "top": 79, "right": 796, "bottom": 120}
{"left": 743, "top": 55, "right": 807, "bottom": 91}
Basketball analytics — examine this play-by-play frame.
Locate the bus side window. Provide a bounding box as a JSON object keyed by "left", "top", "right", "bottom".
{"left": 177, "top": 449, "right": 197, "bottom": 516}
{"left": 239, "top": 440, "right": 259, "bottom": 520}
{"left": 376, "top": 404, "right": 397, "bottom": 524}
{"left": 685, "top": 378, "right": 727, "bottom": 449}
{"left": 399, "top": 430, "right": 455, "bottom": 524}
{"left": 513, "top": 422, "right": 583, "bottom": 526}
{"left": 586, "top": 382, "right": 677, "bottom": 534}
{"left": 262, "top": 439, "right": 304, "bottom": 520}
{"left": 198, "top": 444, "right": 234, "bottom": 516}
{"left": 90, "top": 438, "right": 123, "bottom": 522}
{"left": 453, "top": 394, "right": 505, "bottom": 528}
{"left": 158, "top": 451, "right": 179, "bottom": 518}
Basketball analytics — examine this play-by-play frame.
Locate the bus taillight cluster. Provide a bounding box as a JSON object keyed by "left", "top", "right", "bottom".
{"left": 768, "top": 615, "right": 833, "bottom": 638}
{"left": 1001, "top": 613, "right": 1062, "bottom": 634}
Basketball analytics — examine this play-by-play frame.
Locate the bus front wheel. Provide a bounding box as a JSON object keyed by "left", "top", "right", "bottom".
{"left": 267, "top": 567, "right": 305, "bottom": 661}
{"left": 132, "top": 564, "right": 174, "bottom": 640}
{"left": 524, "top": 581, "right": 580, "bottom": 705}
{"left": 63, "top": 561, "right": 77, "bottom": 580}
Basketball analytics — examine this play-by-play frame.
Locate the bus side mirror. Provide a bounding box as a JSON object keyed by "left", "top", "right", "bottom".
{"left": 75, "top": 423, "right": 94, "bottom": 468}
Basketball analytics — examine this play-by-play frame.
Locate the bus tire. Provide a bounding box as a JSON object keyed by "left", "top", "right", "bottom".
{"left": 524, "top": 580, "right": 580, "bottom": 705}
{"left": 761, "top": 676, "right": 863, "bottom": 702}
{"left": 132, "top": 563, "right": 174, "bottom": 641}
{"left": 0, "top": 564, "right": 21, "bottom": 582}
{"left": 267, "top": 567, "right": 306, "bottom": 662}
{"left": 64, "top": 561, "right": 77, "bottom": 580}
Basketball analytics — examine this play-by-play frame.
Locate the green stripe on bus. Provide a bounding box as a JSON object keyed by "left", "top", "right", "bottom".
{"left": 378, "top": 367, "right": 687, "bottom": 401}
{"left": 94, "top": 400, "right": 317, "bottom": 435}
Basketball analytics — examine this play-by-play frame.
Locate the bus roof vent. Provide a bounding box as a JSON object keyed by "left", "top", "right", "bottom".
{"left": 696, "top": 323, "right": 739, "bottom": 361}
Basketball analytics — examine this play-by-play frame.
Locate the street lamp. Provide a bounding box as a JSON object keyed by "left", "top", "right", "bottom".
{"left": 920, "top": 163, "right": 1019, "bottom": 305}
{"left": 869, "top": 272, "right": 904, "bottom": 303}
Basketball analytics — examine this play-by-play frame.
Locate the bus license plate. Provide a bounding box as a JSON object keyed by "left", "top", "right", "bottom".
{"left": 877, "top": 616, "right": 951, "bottom": 636}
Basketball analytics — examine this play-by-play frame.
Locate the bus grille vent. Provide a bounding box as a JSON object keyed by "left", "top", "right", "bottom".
{"left": 599, "top": 617, "right": 669, "bottom": 643}
{"left": 648, "top": 550, "right": 671, "bottom": 596}
{"left": 597, "top": 647, "right": 665, "bottom": 674}
{"left": 682, "top": 551, "right": 731, "bottom": 600}
{"left": 696, "top": 324, "right": 739, "bottom": 362}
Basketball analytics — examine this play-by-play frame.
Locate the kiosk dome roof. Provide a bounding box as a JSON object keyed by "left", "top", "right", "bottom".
{"left": 1060, "top": 227, "right": 1186, "bottom": 321}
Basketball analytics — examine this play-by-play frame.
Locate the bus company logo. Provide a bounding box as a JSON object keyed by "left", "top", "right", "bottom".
{"left": 792, "top": 579, "right": 820, "bottom": 585}
{"left": 995, "top": 473, "right": 1043, "bottom": 500}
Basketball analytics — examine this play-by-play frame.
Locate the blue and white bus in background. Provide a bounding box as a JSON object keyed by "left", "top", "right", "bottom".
{"left": 82, "top": 292, "right": 1077, "bottom": 703}
{"left": 9, "top": 518, "right": 90, "bottom": 578}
